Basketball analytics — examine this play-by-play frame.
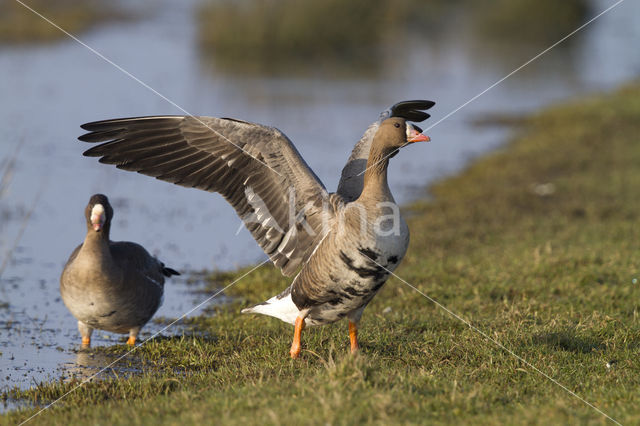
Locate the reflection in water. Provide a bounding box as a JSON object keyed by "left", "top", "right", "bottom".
{"left": 0, "top": 397, "right": 33, "bottom": 415}
{"left": 0, "top": 0, "right": 639, "bottom": 397}
{"left": 62, "top": 350, "right": 138, "bottom": 383}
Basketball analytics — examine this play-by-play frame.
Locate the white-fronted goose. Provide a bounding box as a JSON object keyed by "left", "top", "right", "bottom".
{"left": 79, "top": 100, "right": 434, "bottom": 357}
{"left": 60, "top": 194, "right": 180, "bottom": 347}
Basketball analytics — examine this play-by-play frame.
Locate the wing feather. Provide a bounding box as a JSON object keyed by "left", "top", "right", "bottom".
{"left": 80, "top": 115, "right": 333, "bottom": 276}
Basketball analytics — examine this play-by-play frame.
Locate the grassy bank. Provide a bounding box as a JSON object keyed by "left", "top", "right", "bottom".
{"left": 0, "top": 0, "right": 125, "bottom": 44}
{"left": 197, "top": 0, "right": 588, "bottom": 74}
{"left": 5, "top": 84, "right": 640, "bottom": 424}
{"left": 196, "top": 0, "right": 430, "bottom": 75}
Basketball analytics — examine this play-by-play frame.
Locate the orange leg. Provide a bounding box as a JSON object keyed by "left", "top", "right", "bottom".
{"left": 349, "top": 321, "right": 359, "bottom": 354}
{"left": 78, "top": 321, "right": 92, "bottom": 347}
{"left": 126, "top": 335, "right": 136, "bottom": 346}
{"left": 290, "top": 316, "right": 306, "bottom": 359}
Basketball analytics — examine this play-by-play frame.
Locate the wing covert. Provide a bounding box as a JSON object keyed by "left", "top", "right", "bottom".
{"left": 81, "top": 115, "right": 332, "bottom": 276}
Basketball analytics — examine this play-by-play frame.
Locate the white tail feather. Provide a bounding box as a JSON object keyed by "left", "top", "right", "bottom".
{"left": 241, "top": 291, "right": 299, "bottom": 325}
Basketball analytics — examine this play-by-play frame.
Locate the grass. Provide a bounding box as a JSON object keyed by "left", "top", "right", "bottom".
{"left": 196, "top": 0, "right": 453, "bottom": 75}
{"left": 4, "top": 83, "right": 640, "bottom": 424}
{"left": 197, "top": 0, "right": 588, "bottom": 75}
{"left": 0, "top": 0, "right": 126, "bottom": 44}
{"left": 472, "top": 0, "right": 589, "bottom": 45}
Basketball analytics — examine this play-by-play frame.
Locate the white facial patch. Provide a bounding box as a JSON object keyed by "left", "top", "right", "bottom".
{"left": 90, "top": 204, "right": 106, "bottom": 230}
{"left": 405, "top": 123, "right": 413, "bottom": 139}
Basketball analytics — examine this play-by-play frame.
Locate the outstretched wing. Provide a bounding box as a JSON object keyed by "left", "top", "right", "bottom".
{"left": 80, "top": 116, "right": 333, "bottom": 276}
{"left": 337, "top": 100, "right": 435, "bottom": 202}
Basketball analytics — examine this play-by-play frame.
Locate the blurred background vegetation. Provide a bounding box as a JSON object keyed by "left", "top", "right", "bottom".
{"left": 196, "top": 0, "right": 450, "bottom": 75}
{"left": 197, "top": 0, "right": 589, "bottom": 75}
{"left": 0, "top": 0, "right": 125, "bottom": 44}
{"left": 472, "top": 0, "right": 589, "bottom": 43}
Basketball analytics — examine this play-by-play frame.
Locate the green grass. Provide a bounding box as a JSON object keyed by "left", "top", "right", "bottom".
{"left": 4, "top": 83, "right": 640, "bottom": 424}
{"left": 196, "top": 0, "right": 452, "bottom": 75}
{"left": 472, "top": 0, "right": 589, "bottom": 45}
{"left": 0, "top": 0, "right": 126, "bottom": 44}
{"left": 197, "top": 0, "right": 588, "bottom": 74}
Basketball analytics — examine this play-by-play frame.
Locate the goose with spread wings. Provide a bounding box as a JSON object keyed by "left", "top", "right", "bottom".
{"left": 79, "top": 100, "right": 434, "bottom": 358}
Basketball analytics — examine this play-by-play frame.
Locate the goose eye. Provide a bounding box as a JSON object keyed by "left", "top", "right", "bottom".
{"left": 394, "top": 123, "right": 400, "bottom": 128}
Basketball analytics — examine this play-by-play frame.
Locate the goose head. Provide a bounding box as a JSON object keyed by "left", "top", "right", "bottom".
{"left": 84, "top": 193, "right": 113, "bottom": 234}
{"left": 371, "top": 117, "right": 430, "bottom": 161}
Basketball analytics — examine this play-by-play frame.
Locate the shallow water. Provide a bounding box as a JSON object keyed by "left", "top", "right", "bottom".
{"left": 0, "top": 0, "right": 639, "bottom": 396}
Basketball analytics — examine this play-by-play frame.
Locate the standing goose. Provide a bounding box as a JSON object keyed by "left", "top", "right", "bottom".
{"left": 60, "top": 194, "right": 180, "bottom": 347}
{"left": 79, "top": 100, "right": 434, "bottom": 357}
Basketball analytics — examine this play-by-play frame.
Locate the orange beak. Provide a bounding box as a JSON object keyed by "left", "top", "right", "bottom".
{"left": 407, "top": 128, "right": 430, "bottom": 143}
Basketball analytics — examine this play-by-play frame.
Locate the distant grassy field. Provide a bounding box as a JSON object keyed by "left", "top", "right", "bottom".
{"left": 4, "top": 84, "right": 640, "bottom": 424}
{"left": 197, "top": 0, "right": 588, "bottom": 74}
{"left": 471, "top": 0, "right": 588, "bottom": 44}
{"left": 0, "top": 0, "right": 124, "bottom": 44}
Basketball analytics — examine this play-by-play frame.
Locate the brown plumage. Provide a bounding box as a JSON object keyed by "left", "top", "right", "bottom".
{"left": 60, "top": 194, "right": 179, "bottom": 346}
{"left": 78, "top": 101, "right": 434, "bottom": 357}
{"left": 81, "top": 117, "right": 329, "bottom": 277}
{"left": 243, "top": 118, "right": 429, "bottom": 357}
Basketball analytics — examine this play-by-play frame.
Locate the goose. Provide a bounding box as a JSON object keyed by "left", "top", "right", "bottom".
{"left": 79, "top": 100, "right": 434, "bottom": 357}
{"left": 60, "top": 193, "right": 180, "bottom": 347}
